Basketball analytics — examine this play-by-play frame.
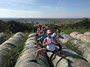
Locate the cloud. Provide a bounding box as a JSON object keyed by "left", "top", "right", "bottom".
{"left": 40, "top": 6, "right": 51, "bottom": 8}
{"left": 0, "top": 8, "right": 43, "bottom": 18}
{"left": 0, "top": 0, "right": 36, "bottom": 5}
{"left": 0, "top": 7, "right": 90, "bottom": 18}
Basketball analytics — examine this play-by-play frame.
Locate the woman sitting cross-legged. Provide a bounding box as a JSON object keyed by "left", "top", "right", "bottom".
{"left": 31, "top": 29, "right": 69, "bottom": 62}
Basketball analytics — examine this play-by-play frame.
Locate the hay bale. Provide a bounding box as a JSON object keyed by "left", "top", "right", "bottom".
{"left": 3, "top": 37, "right": 21, "bottom": 47}
{"left": 28, "top": 33, "right": 37, "bottom": 38}
{"left": 70, "top": 32, "right": 80, "bottom": 39}
{"left": 13, "top": 32, "right": 25, "bottom": 40}
{"left": 84, "top": 32, "right": 90, "bottom": 35}
{"left": 15, "top": 33, "right": 50, "bottom": 67}
{"left": 47, "top": 46, "right": 90, "bottom": 67}
{"left": 66, "top": 37, "right": 90, "bottom": 63}
{"left": 0, "top": 32, "right": 6, "bottom": 44}
{"left": 0, "top": 32, "right": 25, "bottom": 66}
{"left": 25, "top": 37, "right": 36, "bottom": 45}
{"left": 74, "top": 42, "right": 90, "bottom": 63}
{"left": 75, "top": 34, "right": 83, "bottom": 40}
{"left": 60, "top": 34, "right": 73, "bottom": 44}
{"left": 80, "top": 35, "right": 90, "bottom": 43}
{"left": 60, "top": 33, "right": 90, "bottom": 63}
{"left": 14, "top": 32, "right": 25, "bottom": 37}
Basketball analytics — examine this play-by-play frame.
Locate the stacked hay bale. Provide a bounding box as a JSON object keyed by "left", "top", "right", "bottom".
{"left": 60, "top": 33, "right": 73, "bottom": 44}
{"left": 47, "top": 45, "right": 90, "bottom": 67}
{"left": 70, "top": 32, "right": 90, "bottom": 43}
{"left": 70, "top": 32, "right": 80, "bottom": 39}
{"left": 75, "top": 34, "right": 83, "bottom": 40}
{"left": 84, "top": 32, "right": 90, "bottom": 35}
{"left": 62, "top": 33, "right": 90, "bottom": 63}
{"left": 0, "top": 32, "right": 6, "bottom": 44}
{"left": 0, "top": 32, "right": 25, "bottom": 67}
{"left": 28, "top": 33, "right": 37, "bottom": 38}
{"left": 15, "top": 33, "right": 50, "bottom": 67}
{"left": 69, "top": 39, "right": 90, "bottom": 63}
{"left": 79, "top": 35, "right": 90, "bottom": 43}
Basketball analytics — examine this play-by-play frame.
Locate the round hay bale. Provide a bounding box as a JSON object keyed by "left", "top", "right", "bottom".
{"left": 0, "top": 32, "right": 25, "bottom": 67}
{"left": 28, "top": 33, "right": 37, "bottom": 38}
{"left": 76, "top": 34, "right": 83, "bottom": 40}
{"left": 0, "top": 46, "right": 11, "bottom": 66}
{"left": 80, "top": 35, "right": 90, "bottom": 43}
{"left": 82, "top": 46, "right": 90, "bottom": 63}
{"left": 14, "top": 32, "right": 25, "bottom": 38}
{"left": 25, "top": 38, "right": 36, "bottom": 45}
{"left": 27, "top": 37, "right": 36, "bottom": 40}
{"left": 15, "top": 61, "right": 41, "bottom": 67}
{"left": 84, "top": 32, "right": 90, "bottom": 35}
{"left": 15, "top": 33, "right": 50, "bottom": 67}
{"left": 0, "top": 45, "right": 11, "bottom": 52}
{"left": 0, "top": 32, "right": 6, "bottom": 44}
{"left": 13, "top": 32, "right": 25, "bottom": 40}
{"left": 70, "top": 32, "right": 80, "bottom": 38}
{"left": 47, "top": 46, "right": 90, "bottom": 67}
{"left": 60, "top": 34, "right": 73, "bottom": 44}
{"left": 3, "top": 37, "right": 20, "bottom": 47}
{"left": 1, "top": 43, "right": 15, "bottom": 50}
{"left": 0, "top": 55, "right": 7, "bottom": 66}
{"left": 67, "top": 38, "right": 90, "bottom": 64}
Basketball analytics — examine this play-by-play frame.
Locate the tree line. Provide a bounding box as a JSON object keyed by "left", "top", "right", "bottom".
{"left": 0, "top": 18, "right": 90, "bottom": 33}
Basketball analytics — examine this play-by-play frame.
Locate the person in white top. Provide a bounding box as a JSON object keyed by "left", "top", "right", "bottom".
{"left": 32, "top": 29, "right": 69, "bottom": 62}
{"left": 52, "top": 29, "right": 64, "bottom": 51}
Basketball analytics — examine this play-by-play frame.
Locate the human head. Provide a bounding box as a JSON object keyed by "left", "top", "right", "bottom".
{"left": 41, "top": 26, "right": 45, "bottom": 30}
{"left": 56, "top": 29, "right": 61, "bottom": 33}
{"left": 42, "top": 26, "right": 45, "bottom": 28}
{"left": 45, "top": 24, "right": 49, "bottom": 29}
{"left": 47, "top": 29, "right": 52, "bottom": 37}
{"left": 38, "top": 25, "right": 41, "bottom": 28}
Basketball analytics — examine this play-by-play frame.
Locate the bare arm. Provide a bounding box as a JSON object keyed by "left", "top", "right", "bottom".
{"left": 43, "top": 39, "right": 47, "bottom": 46}
{"left": 53, "top": 37, "right": 59, "bottom": 45}
{"left": 59, "top": 35, "right": 64, "bottom": 39}
{"left": 43, "top": 38, "right": 53, "bottom": 46}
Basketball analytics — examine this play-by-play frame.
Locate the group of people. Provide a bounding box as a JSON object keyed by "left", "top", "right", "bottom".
{"left": 31, "top": 24, "right": 69, "bottom": 62}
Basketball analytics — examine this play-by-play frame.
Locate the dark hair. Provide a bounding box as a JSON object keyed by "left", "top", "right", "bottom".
{"left": 56, "top": 29, "right": 61, "bottom": 33}
{"left": 38, "top": 25, "right": 41, "bottom": 29}
{"left": 42, "top": 26, "right": 45, "bottom": 28}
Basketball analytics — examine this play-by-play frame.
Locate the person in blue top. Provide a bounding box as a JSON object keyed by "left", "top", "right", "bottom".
{"left": 38, "top": 26, "right": 47, "bottom": 43}
{"left": 31, "top": 25, "right": 47, "bottom": 47}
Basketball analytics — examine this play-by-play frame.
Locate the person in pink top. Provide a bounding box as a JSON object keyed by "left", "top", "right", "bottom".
{"left": 37, "top": 25, "right": 41, "bottom": 34}
{"left": 30, "top": 25, "right": 42, "bottom": 47}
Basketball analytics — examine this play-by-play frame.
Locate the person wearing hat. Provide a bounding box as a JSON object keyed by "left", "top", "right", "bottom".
{"left": 31, "top": 29, "right": 69, "bottom": 62}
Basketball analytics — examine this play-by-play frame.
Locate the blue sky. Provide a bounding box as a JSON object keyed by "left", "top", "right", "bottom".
{"left": 0, "top": 0, "right": 90, "bottom": 18}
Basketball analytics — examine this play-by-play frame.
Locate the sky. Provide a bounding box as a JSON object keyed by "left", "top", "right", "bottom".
{"left": 0, "top": 0, "right": 90, "bottom": 18}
